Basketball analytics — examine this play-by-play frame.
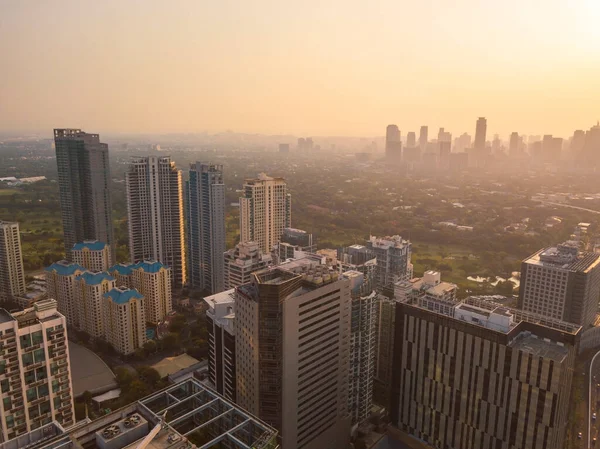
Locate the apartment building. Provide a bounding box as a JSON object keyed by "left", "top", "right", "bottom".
{"left": 0, "top": 222, "right": 25, "bottom": 302}
{"left": 75, "top": 272, "right": 115, "bottom": 339}
{"left": 71, "top": 240, "right": 111, "bottom": 272}
{"left": 44, "top": 262, "right": 87, "bottom": 328}
{"left": 103, "top": 288, "right": 146, "bottom": 356}
{"left": 223, "top": 242, "right": 272, "bottom": 290}
{"left": 367, "top": 235, "right": 412, "bottom": 290}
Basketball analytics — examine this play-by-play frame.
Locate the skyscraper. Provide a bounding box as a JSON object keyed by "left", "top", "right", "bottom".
{"left": 474, "top": 117, "right": 487, "bottom": 151}
{"left": 103, "top": 287, "right": 147, "bottom": 355}
{"left": 385, "top": 124, "right": 402, "bottom": 159}
{"left": 367, "top": 235, "right": 412, "bottom": 290}
{"left": 45, "top": 261, "right": 87, "bottom": 328}
{"left": 419, "top": 125, "right": 428, "bottom": 150}
{"left": 239, "top": 173, "right": 291, "bottom": 254}
{"left": 518, "top": 242, "right": 600, "bottom": 328}
{"left": 0, "top": 300, "right": 75, "bottom": 442}
{"left": 0, "top": 221, "right": 25, "bottom": 302}
{"left": 126, "top": 156, "right": 186, "bottom": 289}
{"left": 186, "top": 163, "right": 226, "bottom": 293}
{"left": 234, "top": 260, "right": 351, "bottom": 449}
{"left": 71, "top": 240, "right": 111, "bottom": 272}
{"left": 53, "top": 129, "right": 115, "bottom": 263}
{"left": 406, "top": 131, "right": 416, "bottom": 148}
{"left": 391, "top": 296, "right": 579, "bottom": 449}
{"left": 509, "top": 131, "right": 520, "bottom": 156}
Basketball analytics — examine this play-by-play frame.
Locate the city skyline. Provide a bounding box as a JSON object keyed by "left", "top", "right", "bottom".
{"left": 2, "top": 1, "right": 600, "bottom": 137}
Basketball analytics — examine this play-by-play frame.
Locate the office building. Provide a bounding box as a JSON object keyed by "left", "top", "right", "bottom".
{"left": 71, "top": 240, "right": 111, "bottom": 272}
{"left": 385, "top": 124, "right": 402, "bottom": 159}
{"left": 419, "top": 126, "right": 428, "bottom": 150}
{"left": 406, "top": 131, "right": 416, "bottom": 148}
{"left": 0, "top": 222, "right": 25, "bottom": 301}
{"left": 0, "top": 299, "right": 74, "bottom": 443}
{"left": 367, "top": 235, "right": 412, "bottom": 290}
{"left": 391, "top": 296, "right": 580, "bottom": 449}
{"left": 454, "top": 132, "right": 472, "bottom": 153}
{"left": 509, "top": 132, "right": 520, "bottom": 156}
{"left": 373, "top": 292, "right": 396, "bottom": 409}
{"left": 204, "top": 289, "right": 236, "bottom": 402}
{"left": 239, "top": 173, "right": 291, "bottom": 254}
{"left": 346, "top": 271, "right": 379, "bottom": 428}
{"left": 223, "top": 242, "right": 272, "bottom": 290}
{"left": 126, "top": 156, "right": 186, "bottom": 289}
{"left": 53, "top": 129, "right": 115, "bottom": 263}
{"left": 281, "top": 227, "right": 315, "bottom": 251}
{"left": 439, "top": 141, "right": 451, "bottom": 169}
{"left": 474, "top": 117, "right": 487, "bottom": 151}
{"left": 45, "top": 261, "right": 87, "bottom": 328}
{"left": 571, "top": 130, "right": 586, "bottom": 154}
{"left": 103, "top": 287, "right": 146, "bottom": 356}
{"left": 518, "top": 241, "right": 600, "bottom": 328}
{"left": 186, "top": 162, "right": 226, "bottom": 293}
{"left": 108, "top": 261, "right": 172, "bottom": 324}
{"left": 235, "top": 260, "right": 351, "bottom": 449}
{"left": 0, "top": 378, "right": 278, "bottom": 449}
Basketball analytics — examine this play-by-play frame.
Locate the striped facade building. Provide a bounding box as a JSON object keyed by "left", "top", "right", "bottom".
{"left": 391, "top": 296, "right": 580, "bottom": 449}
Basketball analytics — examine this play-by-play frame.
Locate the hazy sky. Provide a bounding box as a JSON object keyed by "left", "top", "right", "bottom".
{"left": 1, "top": 0, "right": 599, "bottom": 138}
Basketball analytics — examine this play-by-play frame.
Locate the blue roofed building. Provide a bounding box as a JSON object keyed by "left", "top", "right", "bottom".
{"left": 72, "top": 240, "right": 111, "bottom": 272}
{"left": 103, "top": 287, "right": 147, "bottom": 355}
{"left": 45, "top": 261, "right": 87, "bottom": 327}
{"left": 75, "top": 271, "right": 115, "bottom": 339}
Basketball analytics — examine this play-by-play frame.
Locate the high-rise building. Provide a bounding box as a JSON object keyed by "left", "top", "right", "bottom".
{"left": 103, "top": 287, "right": 147, "bottom": 355}
{"left": 385, "top": 124, "right": 402, "bottom": 159}
{"left": 0, "top": 299, "right": 74, "bottom": 443}
{"left": 75, "top": 272, "right": 115, "bottom": 339}
{"left": 204, "top": 289, "right": 236, "bottom": 402}
{"left": 439, "top": 141, "right": 451, "bottom": 169}
{"left": 509, "top": 131, "right": 520, "bottom": 156}
{"left": 281, "top": 227, "right": 315, "bottom": 250}
{"left": 223, "top": 242, "right": 272, "bottom": 290}
{"left": 474, "top": 117, "right": 487, "bottom": 151}
{"left": 454, "top": 132, "right": 472, "bottom": 153}
{"left": 126, "top": 156, "right": 186, "bottom": 289}
{"left": 367, "top": 235, "right": 412, "bottom": 290}
{"left": 0, "top": 222, "right": 25, "bottom": 301}
{"left": 234, "top": 260, "right": 351, "bottom": 449}
{"left": 518, "top": 242, "right": 600, "bottom": 328}
{"left": 419, "top": 126, "right": 428, "bottom": 150}
{"left": 406, "top": 131, "right": 416, "bottom": 148}
{"left": 279, "top": 143, "right": 290, "bottom": 153}
{"left": 53, "top": 129, "right": 115, "bottom": 263}
{"left": 45, "top": 261, "right": 87, "bottom": 327}
{"left": 346, "top": 271, "right": 379, "bottom": 428}
{"left": 108, "top": 261, "right": 172, "bottom": 324}
{"left": 571, "top": 129, "right": 586, "bottom": 154}
{"left": 391, "top": 296, "right": 580, "bottom": 449}
{"left": 239, "top": 173, "right": 291, "bottom": 254}
{"left": 186, "top": 163, "right": 226, "bottom": 293}
{"left": 71, "top": 240, "right": 111, "bottom": 272}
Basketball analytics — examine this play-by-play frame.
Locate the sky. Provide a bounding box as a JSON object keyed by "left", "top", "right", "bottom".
{"left": 1, "top": 0, "right": 600, "bottom": 138}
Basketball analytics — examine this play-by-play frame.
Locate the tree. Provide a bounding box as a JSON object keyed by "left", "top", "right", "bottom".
{"left": 137, "top": 366, "right": 161, "bottom": 386}
{"left": 133, "top": 348, "right": 147, "bottom": 360}
{"left": 143, "top": 340, "right": 157, "bottom": 354}
{"left": 169, "top": 314, "right": 187, "bottom": 333}
{"left": 81, "top": 390, "right": 93, "bottom": 404}
{"left": 115, "top": 366, "right": 136, "bottom": 387}
{"left": 162, "top": 333, "right": 179, "bottom": 350}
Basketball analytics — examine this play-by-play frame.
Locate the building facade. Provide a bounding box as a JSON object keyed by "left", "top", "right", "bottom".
{"left": 108, "top": 261, "right": 172, "bottom": 324}
{"left": 235, "top": 261, "right": 351, "bottom": 449}
{"left": 0, "top": 300, "right": 74, "bottom": 443}
{"left": 186, "top": 163, "right": 226, "bottom": 294}
{"left": 125, "top": 156, "right": 186, "bottom": 289}
{"left": 385, "top": 124, "right": 402, "bottom": 159}
{"left": 103, "top": 288, "right": 146, "bottom": 356}
{"left": 367, "top": 235, "right": 412, "bottom": 290}
{"left": 518, "top": 242, "right": 600, "bottom": 328}
{"left": 45, "top": 262, "right": 87, "bottom": 328}
{"left": 391, "top": 297, "right": 580, "bottom": 449}
{"left": 71, "top": 240, "right": 111, "bottom": 272}
{"left": 75, "top": 272, "right": 115, "bottom": 339}
{"left": 223, "top": 242, "right": 272, "bottom": 290}
{"left": 239, "top": 173, "right": 291, "bottom": 254}
{"left": 204, "top": 289, "right": 236, "bottom": 402}
{"left": 53, "top": 129, "right": 115, "bottom": 263}
{"left": 0, "top": 222, "right": 25, "bottom": 301}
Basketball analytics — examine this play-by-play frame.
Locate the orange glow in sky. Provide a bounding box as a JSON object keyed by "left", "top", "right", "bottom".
{"left": 1, "top": 0, "right": 599, "bottom": 137}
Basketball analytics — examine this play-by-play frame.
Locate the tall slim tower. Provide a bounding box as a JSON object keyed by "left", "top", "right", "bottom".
{"left": 186, "top": 163, "right": 226, "bottom": 293}
{"left": 239, "top": 173, "right": 291, "bottom": 254}
{"left": 474, "top": 117, "right": 487, "bottom": 151}
{"left": 53, "top": 129, "right": 115, "bottom": 263}
{"left": 126, "top": 156, "right": 186, "bottom": 289}
{"left": 509, "top": 131, "right": 519, "bottom": 156}
{"left": 419, "top": 126, "right": 428, "bottom": 150}
{"left": 385, "top": 124, "right": 401, "bottom": 159}
{"left": 406, "top": 131, "right": 416, "bottom": 148}
{"left": 0, "top": 221, "right": 25, "bottom": 301}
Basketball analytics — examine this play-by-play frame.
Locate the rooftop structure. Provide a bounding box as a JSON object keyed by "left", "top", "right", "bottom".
{"left": 0, "top": 378, "right": 278, "bottom": 449}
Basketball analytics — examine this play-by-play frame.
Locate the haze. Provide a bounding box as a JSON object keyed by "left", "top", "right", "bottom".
{"left": 2, "top": 0, "right": 599, "bottom": 136}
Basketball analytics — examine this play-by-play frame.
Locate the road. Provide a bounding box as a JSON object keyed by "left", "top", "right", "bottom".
{"left": 590, "top": 350, "right": 600, "bottom": 448}
{"left": 535, "top": 200, "right": 600, "bottom": 215}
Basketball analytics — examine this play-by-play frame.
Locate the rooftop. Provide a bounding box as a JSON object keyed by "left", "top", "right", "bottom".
{"left": 109, "top": 260, "right": 169, "bottom": 275}
{"left": 76, "top": 271, "right": 114, "bottom": 285}
{"left": 104, "top": 288, "right": 143, "bottom": 304}
{"left": 204, "top": 289, "right": 236, "bottom": 307}
{"left": 509, "top": 331, "right": 569, "bottom": 363}
{"left": 526, "top": 243, "right": 600, "bottom": 272}
{"left": 45, "top": 261, "right": 87, "bottom": 276}
{"left": 72, "top": 240, "right": 108, "bottom": 251}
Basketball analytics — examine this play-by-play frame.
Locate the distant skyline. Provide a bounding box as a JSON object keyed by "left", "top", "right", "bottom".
{"left": 2, "top": 1, "right": 600, "bottom": 137}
